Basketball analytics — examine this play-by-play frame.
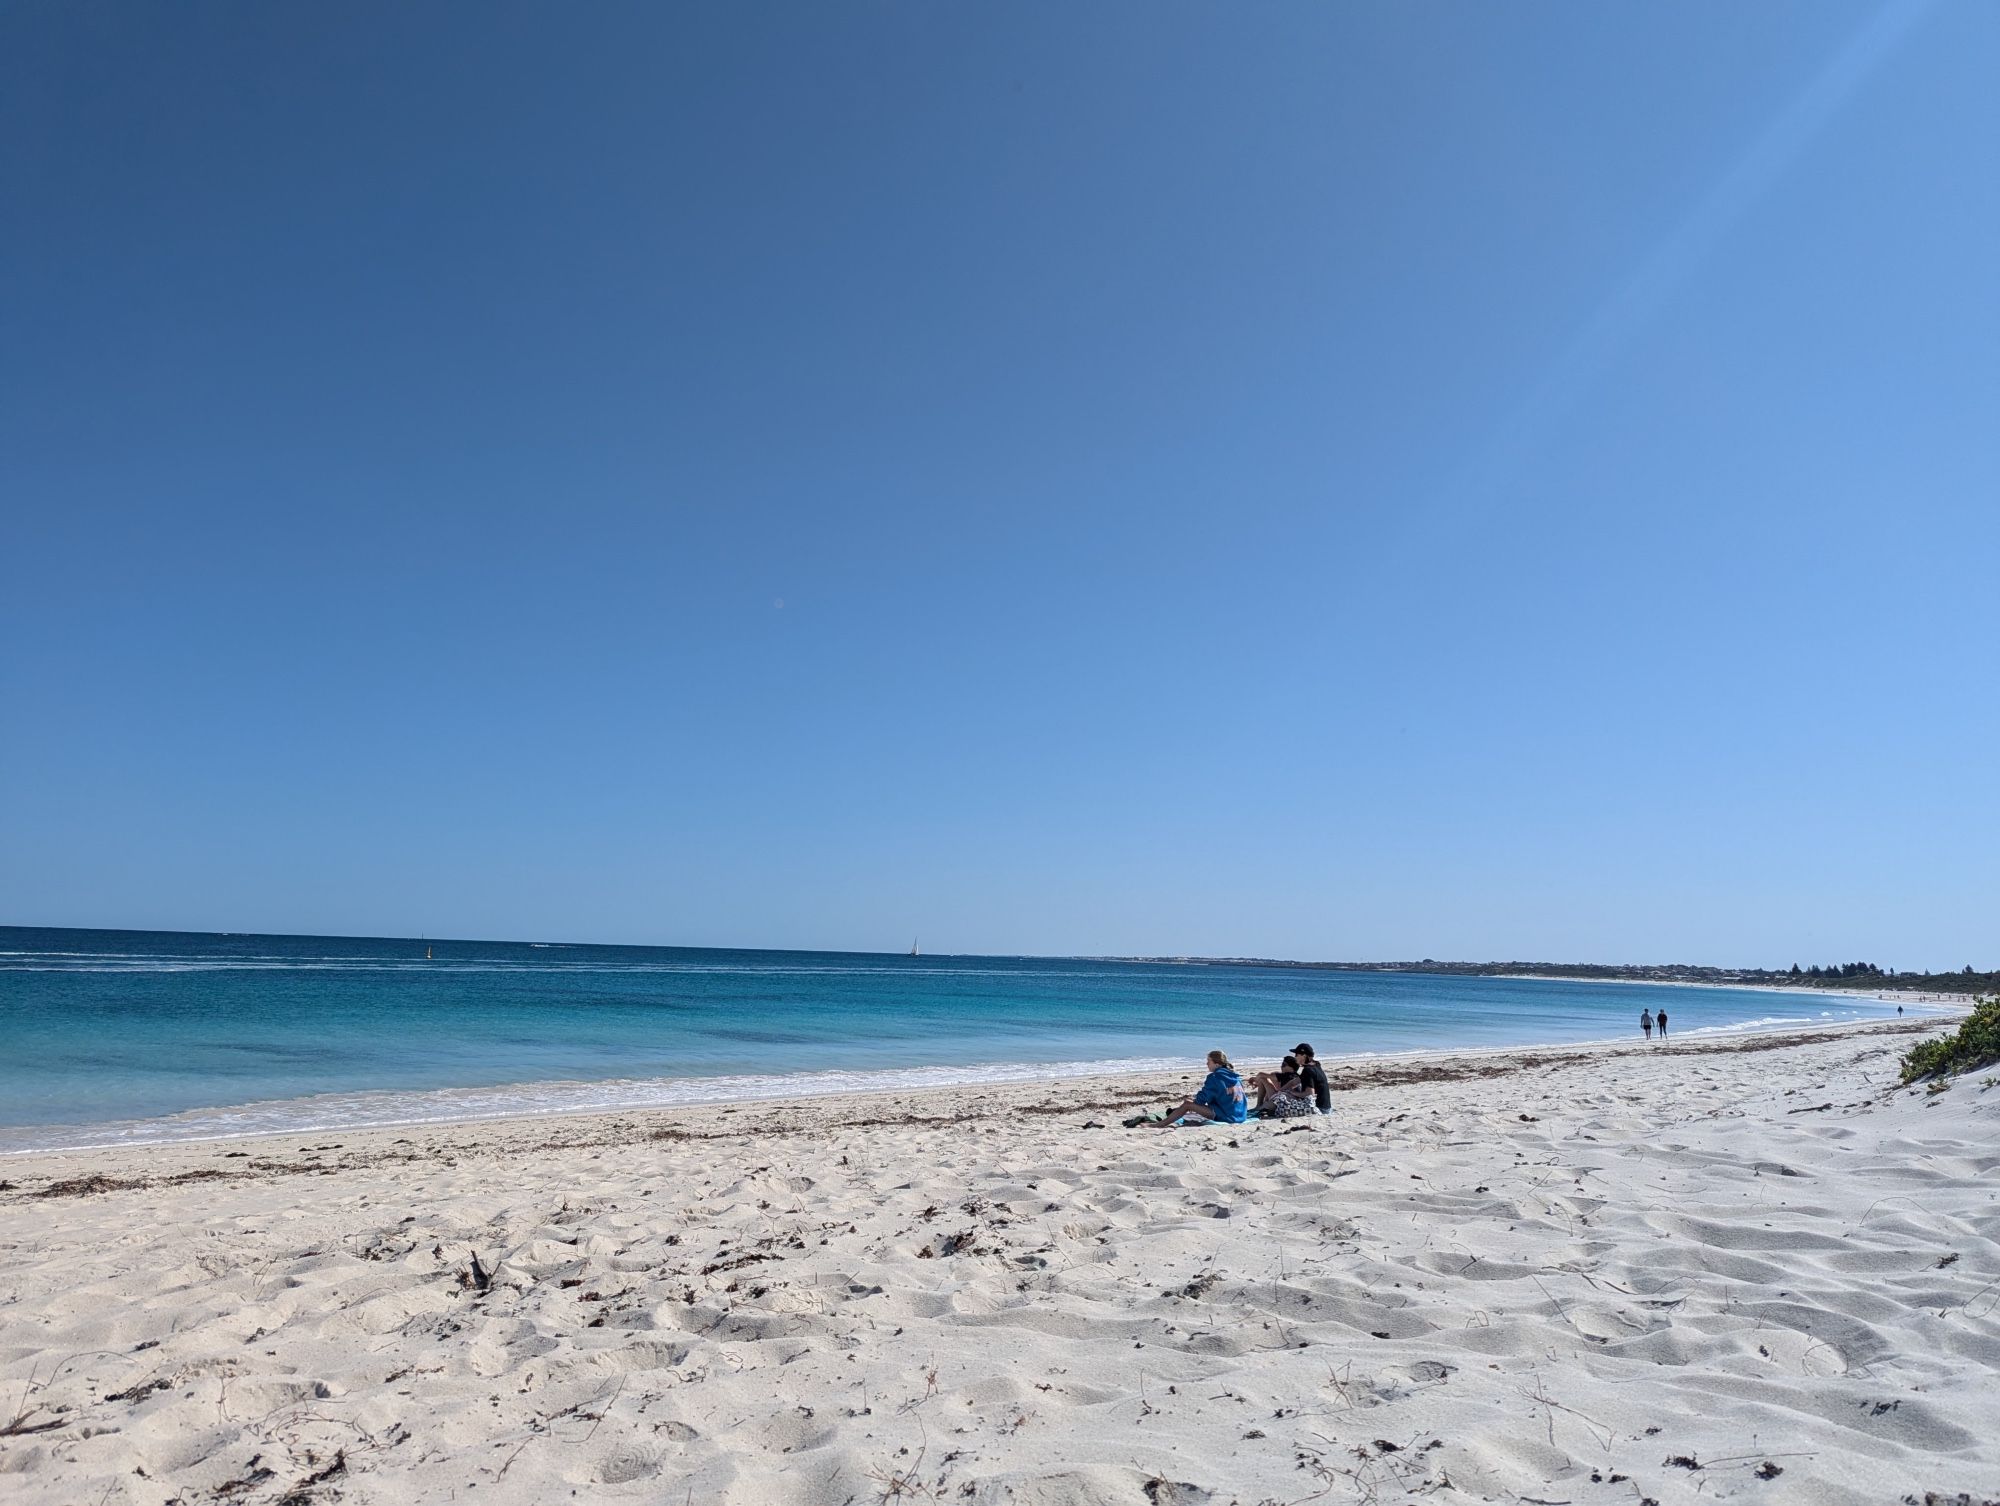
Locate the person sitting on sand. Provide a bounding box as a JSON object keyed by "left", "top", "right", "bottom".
{"left": 1292, "top": 1042, "right": 1332, "bottom": 1114}
{"left": 1641, "top": 1009, "right": 1653, "bottom": 1040}
{"left": 1250, "top": 1055, "right": 1315, "bottom": 1119}
{"left": 1248, "top": 1053, "right": 1299, "bottom": 1100}
{"left": 1135, "top": 1050, "right": 1246, "bottom": 1127}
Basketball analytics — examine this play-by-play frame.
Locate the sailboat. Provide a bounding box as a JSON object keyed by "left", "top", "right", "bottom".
{"left": 910, "top": 938, "right": 920, "bottom": 957}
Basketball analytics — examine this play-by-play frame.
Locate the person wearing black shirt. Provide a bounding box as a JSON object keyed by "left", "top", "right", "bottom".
{"left": 1293, "top": 1042, "right": 1332, "bottom": 1113}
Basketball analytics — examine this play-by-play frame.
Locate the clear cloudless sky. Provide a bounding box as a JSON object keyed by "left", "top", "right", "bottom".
{"left": 3, "top": 2, "right": 1995, "bottom": 967}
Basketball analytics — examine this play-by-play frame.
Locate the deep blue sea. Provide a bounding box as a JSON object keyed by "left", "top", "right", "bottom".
{"left": 0, "top": 927, "right": 1928, "bottom": 1152}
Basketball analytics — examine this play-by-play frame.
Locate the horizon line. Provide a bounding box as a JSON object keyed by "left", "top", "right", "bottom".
{"left": 2, "top": 921, "right": 1985, "bottom": 978}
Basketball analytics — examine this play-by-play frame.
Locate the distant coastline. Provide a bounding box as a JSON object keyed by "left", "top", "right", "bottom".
{"left": 9, "top": 925, "right": 1989, "bottom": 994}
{"left": 1115, "top": 956, "right": 1999, "bottom": 995}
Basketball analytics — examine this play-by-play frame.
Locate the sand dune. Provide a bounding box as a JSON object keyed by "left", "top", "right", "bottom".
{"left": 3, "top": 1020, "right": 1996, "bottom": 1504}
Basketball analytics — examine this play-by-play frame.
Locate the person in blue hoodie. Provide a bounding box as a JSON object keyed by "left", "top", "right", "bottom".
{"left": 1139, "top": 1050, "right": 1246, "bottom": 1127}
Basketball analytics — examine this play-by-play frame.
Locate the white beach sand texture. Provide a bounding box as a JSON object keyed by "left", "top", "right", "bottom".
{"left": 2, "top": 1020, "right": 1995, "bottom": 1506}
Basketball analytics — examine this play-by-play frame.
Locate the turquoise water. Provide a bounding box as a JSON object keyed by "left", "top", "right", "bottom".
{"left": 0, "top": 927, "right": 1924, "bottom": 1152}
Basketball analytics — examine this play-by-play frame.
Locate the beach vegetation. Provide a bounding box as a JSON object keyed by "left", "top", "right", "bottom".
{"left": 1799, "top": 961, "right": 1883, "bottom": 978}
{"left": 1898, "top": 996, "right": 2000, "bottom": 1084}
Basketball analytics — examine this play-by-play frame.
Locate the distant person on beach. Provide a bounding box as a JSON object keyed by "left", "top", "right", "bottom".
{"left": 1135, "top": 1050, "right": 1246, "bottom": 1127}
{"left": 1293, "top": 1042, "right": 1332, "bottom": 1113}
{"left": 1250, "top": 1055, "right": 1314, "bottom": 1118}
{"left": 1641, "top": 1009, "right": 1653, "bottom": 1040}
{"left": 1655, "top": 1008, "right": 1668, "bottom": 1040}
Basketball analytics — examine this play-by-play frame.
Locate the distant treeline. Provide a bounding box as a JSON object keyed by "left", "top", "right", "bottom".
{"left": 1135, "top": 956, "right": 2000, "bottom": 995}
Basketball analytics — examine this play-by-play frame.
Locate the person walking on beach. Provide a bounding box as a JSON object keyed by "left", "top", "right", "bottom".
{"left": 1655, "top": 1008, "right": 1668, "bottom": 1040}
{"left": 1641, "top": 1009, "right": 1653, "bottom": 1040}
{"left": 1293, "top": 1042, "right": 1332, "bottom": 1114}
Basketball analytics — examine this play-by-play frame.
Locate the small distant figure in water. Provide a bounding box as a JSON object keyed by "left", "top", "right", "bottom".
{"left": 1641, "top": 1009, "right": 1653, "bottom": 1040}
{"left": 1655, "top": 1008, "right": 1668, "bottom": 1040}
{"left": 1897, "top": 1004, "right": 1904, "bottom": 1015}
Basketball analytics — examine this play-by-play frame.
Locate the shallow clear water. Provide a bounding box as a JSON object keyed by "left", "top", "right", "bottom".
{"left": 0, "top": 927, "right": 1924, "bottom": 1151}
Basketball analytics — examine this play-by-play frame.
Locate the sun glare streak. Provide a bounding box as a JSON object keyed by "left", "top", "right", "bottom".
{"left": 1422, "top": 0, "right": 1937, "bottom": 537}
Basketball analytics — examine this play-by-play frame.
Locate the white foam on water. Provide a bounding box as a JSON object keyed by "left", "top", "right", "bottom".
{"left": 1678, "top": 1013, "right": 1821, "bottom": 1036}
{"left": 0, "top": 954, "right": 1135, "bottom": 978}
{"left": 0, "top": 1055, "right": 1190, "bottom": 1155}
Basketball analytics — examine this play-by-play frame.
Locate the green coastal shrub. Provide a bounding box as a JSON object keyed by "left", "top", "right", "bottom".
{"left": 1899, "top": 996, "right": 2000, "bottom": 1084}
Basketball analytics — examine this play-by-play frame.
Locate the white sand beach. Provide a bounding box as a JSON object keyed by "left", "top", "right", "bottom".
{"left": 2, "top": 1019, "right": 1995, "bottom": 1506}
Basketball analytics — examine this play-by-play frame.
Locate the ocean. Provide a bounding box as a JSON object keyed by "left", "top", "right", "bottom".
{"left": 0, "top": 926, "right": 1925, "bottom": 1153}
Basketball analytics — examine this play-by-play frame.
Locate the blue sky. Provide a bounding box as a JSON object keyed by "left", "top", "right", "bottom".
{"left": 3, "top": 3, "right": 1995, "bottom": 966}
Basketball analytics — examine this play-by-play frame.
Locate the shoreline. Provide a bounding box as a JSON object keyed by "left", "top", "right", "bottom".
{"left": 0, "top": 1015, "right": 1951, "bottom": 1184}
{"left": 0, "top": 997, "right": 1961, "bottom": 1159}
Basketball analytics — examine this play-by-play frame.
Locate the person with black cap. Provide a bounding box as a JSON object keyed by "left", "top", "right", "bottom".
{"left": 1292, "top": 1042, "right": 1331, "bottom": 1114}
